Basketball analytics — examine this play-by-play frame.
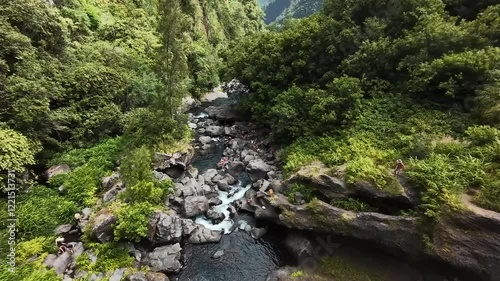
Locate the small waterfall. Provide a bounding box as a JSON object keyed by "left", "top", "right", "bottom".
{"left": 194, "top": 180, "right": 252, "bottom": 234}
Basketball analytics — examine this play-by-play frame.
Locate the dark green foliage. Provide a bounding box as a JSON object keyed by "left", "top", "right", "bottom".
{"left": 287, "top": 183, "right": 316, "bottom": 203}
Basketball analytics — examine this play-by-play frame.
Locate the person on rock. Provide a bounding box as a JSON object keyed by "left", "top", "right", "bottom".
{"left": 394, "top": 159, "right": 405, "bottom": 176}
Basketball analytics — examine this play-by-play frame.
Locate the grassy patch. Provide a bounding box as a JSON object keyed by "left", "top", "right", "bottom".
{"left": 75, "top": 242, "right": 134, "bottom": 274}
{"left": 330, "top": 198, "right": 377, "bottom": 212}
{"left": 287, "top": 183, "right": 316, "bottom": 204}
{"left": 318, "top": 257, "right": 383, "bottom": 281}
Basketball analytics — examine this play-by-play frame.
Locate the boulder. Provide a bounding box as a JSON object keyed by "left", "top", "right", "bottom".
{"left": 126, "top": 272, "right": 148, "bottom": 281}
{"left": 46, "top": 164, "right": 71, "bottom": 180}
{"left": 103, "top": 183, "right": 125, "bottom": 203}
{"left": 187, "top": 226, "right": 223, "bottom": 244}
{"left": 199, "top": 136, "right": 212, "bottom": 144}
{"left": 145, "top": 244, "right": 182, "bottom": 273}
{"left": 229, "top": 138, "right": 246, "bottom": 151}
{"left": 206, "top": 209, "right": 226, "bottom": 224}
{"left": 246, "top": 159, "right": 271, "bottom": 182}
{"left": 431, "top": 209, "right": 500, "bottom": 280}
{"left": 203, "top": 169, "right": 218, "bottom": 183}
{"left": 205, "top": 104, "right": 248, "bottom": 122}
{"left": 243, "top": 155, "right": 256, "bottom": 165}
{"left": 212, "top": 174, "right": 224, "bottom": 183}
{"left": 101, "top": 172, "right": 120, "bottom": 189}
{"left": 109, "top": 268, "right": 127, "bottom": 281}
{"left": 146, "top": 272, "right": 170, "bottom": 281}
{"left": 81, "top": 208, "right": 92, "bottom": 220}
{"left": 177, "top": 178, "right": 211, "bottom": 198}
{"left": 208, "top": 197, "right": 223, "bottom": 207}
{"left": 205, "top": 125, "right": 224, "bottom": 136}
{"left": 153, "top": 171, "right": 171, "bottom": 182}
{"left": 147, "top": 211, "right": 183, "bottom": 245}
{"left": 187, "top": 167, "right": 199, "bottom": 179}
{"left": 250, "top": 227, "right": 267, "bottom": 239}
{"left": 224, "top": 126, "right": 238, "bottom": 136}
{"left": 227, "top": 161, "right": 246, "bottom": 177}
{"left": 54, "top": 224, "right": 73, "bottom": 235}
{"left": 223, "top": 174, "right": 237, "bottom": 185}
{"left": 285, "top": 231, "right": 314, "bottom": 260}
{"left": 92, "top": 213, "right": 117, "bottom": 243}
{"left": 154, "top": 152, "right": 193, "bottom": 178}
{"left": 212, "top": 249, "right": 225, "bottom": 259}
{"left": 44, "top": 252, "right": 72, "bottom": 274}
{"left": 217, "top": 181, "right": 231, "bottom": 192}
{"left": 181, "top": 219, "right": 198, "bottom": 236}
{"left": 182, "top": 196, "right": 209, "bottom": 217}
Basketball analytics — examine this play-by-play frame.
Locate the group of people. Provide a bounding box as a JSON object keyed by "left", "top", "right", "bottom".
{"left": 55, "top": 213, "right": 83, "bottom": 256}
{"left": 218, "top": 156, "right": 230, "bottom": 170}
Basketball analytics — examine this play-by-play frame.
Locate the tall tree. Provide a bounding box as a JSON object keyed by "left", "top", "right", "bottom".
{"left": 155, "top": 0, "right": 189, "bottom": 117}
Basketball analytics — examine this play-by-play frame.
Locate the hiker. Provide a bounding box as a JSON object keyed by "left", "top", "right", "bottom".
{"left": 268, "top": 188, "right": 274, "bottom": 198}
{"left": 218, "top": 157, "right": 229, "bottom": 169}
{"left": 246, "top": 197, "right": 253, "bottom": 205}
{"left": 394, "top": 159, "right": 405, "bottom": 176}
{"left": 74, "top": 213, "right": 82, "bottom": 223}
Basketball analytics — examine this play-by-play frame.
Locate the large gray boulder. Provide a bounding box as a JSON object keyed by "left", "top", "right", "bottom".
{"left": 205, "top": 125, "right": 224, "bottom": 136}
{"left": 177, "top": 178, "right": 212, "bottom": 198}
{"left": 145, "top": 272, "right": 170, "bottom": 281}
{"left": 46, "top": 164, "right": 71, "bottom": 180}
{"left": 101, "top": 172, "right": 120, "bottom": 189}
{"left": 202, "top": 169, "right": 218, "bottom": 184}
{"left": 109, "top": 268, "right": 127, "bottom": 281}
{"left": 187, "top": 226, "right": 222, "bottom": 244}
{"left": 154, "top": 152, "right": 193, "bottom": 178}
{"left": 206, "top": 209, "right": 226, "bottom": 224}
{"left": 227, "top": 161, "right": 246, "bottom": 177}
{"left": 431, "top": 207, "right": 500, "bottom": 280}
{"left": 103, "top": 183, "right": 125, "bottom": 203}
{"left": 43, "top": 252, "right": 72, "bottom": 274}
{"left": 147, "top": 211, "right": 183, "bottom": 245}
{"left": 145, "top": 244, "right": 182, "bottom": 273}
{"left": 182, "top": 196, "right": 209, "bottom": 217}
{"left": 126, "top": 272, "right": 147, "bottom": 281}
{"left": 246, "top": 159, "right": 271, "bottom": 182}
{"left": 198, "top": 136, "right": 212, "bottom": 144}
{"left": 205, "top": 104, "right": 248, "bottom": 122}
{"left": 92, "top": 213, "right": 117, "bottom": 243}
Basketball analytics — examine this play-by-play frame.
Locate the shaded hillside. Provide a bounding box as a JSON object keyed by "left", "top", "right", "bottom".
{"left": 264, "top": 0, "right": 323, "bottom": 24}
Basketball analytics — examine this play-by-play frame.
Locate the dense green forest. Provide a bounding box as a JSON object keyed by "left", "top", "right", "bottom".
{"left": 224, "top": 0, "right": 500, "bottom": 219}
{"left": 2, "top": 0, "right": 500, "bottom": 280}
{"left": 0, "top": 0, "right": 261, "bottom": 280}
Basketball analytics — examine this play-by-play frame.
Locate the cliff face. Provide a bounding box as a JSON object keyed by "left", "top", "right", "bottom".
{"left": 264, "top": 163, "right": 500, "bottom": 281}
{"left": 263, "top": 0, "right": 323, "bottom": 24}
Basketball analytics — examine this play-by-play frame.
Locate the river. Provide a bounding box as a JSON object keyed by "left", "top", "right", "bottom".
{"left": 171, "top": 88, "right": 474, "bottom": 281}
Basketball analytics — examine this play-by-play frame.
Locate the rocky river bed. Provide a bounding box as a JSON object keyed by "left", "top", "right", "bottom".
{"left": 43, "top": 83, "right": 499, "bottom": 281}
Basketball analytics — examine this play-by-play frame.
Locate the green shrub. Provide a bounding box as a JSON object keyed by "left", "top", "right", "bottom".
{"left": 330, "top": 198, "right": 376, "bottom": 212}
{"left": 17, "top": 237, "right": 54, "bottom": 261}
{"left": 454, "top": 155, "right": 487, "bottom": 187}
{"left": 287, "top": 183, "right": 316, "bottom": 204}
{"left": 17, "top": 186, "right": 78, "bottom": 240}
{"left": 0, "top": 255, "right": 60, "bottom": 281}
{"left": 406, "top": 154, "right": 464, "bottom": 219}
{"left": 120, "top": 180, "right": 173, "bottom": 205}
{"left": 63, "top": 164, "right": 102, "bottom": 206}
{"left": 114, "top": 202, "right": 156, "bottom": 242}
{"left": 318, "top": 256, "right": 383, "bottom": 281}
{"left": 120, "top": 146, "right": 153, "bottom": 187}
{"left": 76, "top": 242, "right": 134, "bottom": 274}
{"left": 465, "top": 125, "right": 500, "bottom": 146}
{"left": 50, "top": 137, "right": 124, "bottom": 169}
{"left": 475, "top": 180, "right": 500, "bottom": 212}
